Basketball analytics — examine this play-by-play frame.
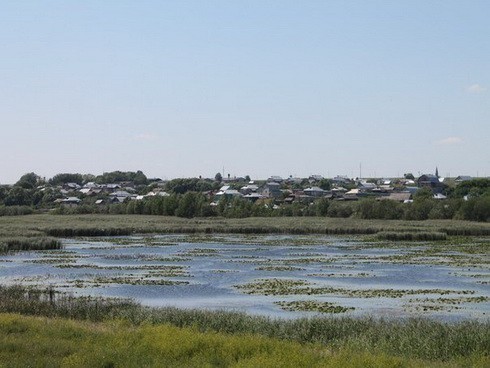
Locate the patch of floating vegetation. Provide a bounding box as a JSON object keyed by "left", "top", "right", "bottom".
{"left": 80, "top": 275, "right": 189, "bottom": 287}
{"left": 275, "top": 300, "right": 354, "bottom": 314}
{"left": 56, "top": 264, "right": 190, "bottom": 277}
{"left": 84, "top": 245, "right": 146, "bottom": 250}
{"left": 256, "top": 266, "right": 305, "bottom": 272}
{"left": 102, "top": 254, "right": 190, "bottom": 262}
{"left": 287, "top": 253, "right": 325, "bottom": 257}
{"left": 210, "top": 269, "right": 239, "bottom": 274}
{"left": 307, "top": 272, "right": 373, "bottom": 278}
{"left": 281, "top": 257, "right": 334, "bottom": 265}
{"left": 354, "top": 251, "right": 490, "bottom": 268}
{"left": 403, "top": 295, "right": 489, "bottom": 313}
{"left": 453, "top": 273, "right": 490, "bottom": 278}
{"left": 236, "top": 278, "right": 475, "bottom": 298}
{"left": 38, "top": 250, "right": 78, "bottom": 255}
{"left": 26, "top": 258, "right": 78, "bottom": 264}
{"left": 171, "top": 234, "right": 336, "bottom": 247}
{"left": 78, "top": 237, "right": 178, "bottom": 247}
{"left": 179, "top": 248, "right": 219, "bottom": 257}
{"left": 408, "top": 296, "right": 489, "bottom": 305}
{"left": 13, "top": 275, "right": 53, "bottom": 282}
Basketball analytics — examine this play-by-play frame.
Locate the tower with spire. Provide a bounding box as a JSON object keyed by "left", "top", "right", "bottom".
{"left": 435, "top": 167, "right": 439, "bottom": 178}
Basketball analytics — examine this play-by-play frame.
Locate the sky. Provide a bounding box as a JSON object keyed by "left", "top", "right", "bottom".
{"left": 1, "top": 0, "right": 489, "bottom": 184}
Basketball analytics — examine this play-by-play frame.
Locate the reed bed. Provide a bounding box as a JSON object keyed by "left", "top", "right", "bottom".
{"left": 377, "top": 231, "right": 448, "bottom": 241}
{"left": 0, "top": 237, "right": 61, "bottom": 252}
{"left": 2, "top": 214, "right": 490, "bottom": 236}
{"left": 0, "top": 285, "right": 488, "bottom": 363}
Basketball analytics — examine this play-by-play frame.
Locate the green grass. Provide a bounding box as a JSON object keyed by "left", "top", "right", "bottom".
{"left": 6, "top": 312, "right": 486, "bottom": 368}
{"left": 0, "top": 215, "right": 489, "bottom": 252}
{"left": 0, "top": 285, "right": 488, "bottom": 366}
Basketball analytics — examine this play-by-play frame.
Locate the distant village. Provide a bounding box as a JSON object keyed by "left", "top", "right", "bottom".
{"left": 29, "top": 170, "right": 477, "bottom": 208}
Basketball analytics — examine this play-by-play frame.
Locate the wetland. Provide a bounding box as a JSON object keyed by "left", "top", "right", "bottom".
{"left": 1, "top": 233, "right": 488, "bottom": 320}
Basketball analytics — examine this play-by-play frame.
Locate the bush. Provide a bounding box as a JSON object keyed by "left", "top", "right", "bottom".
{"left": 457, "top": 196, "right": 490, "bottom": 222}
{"left": 0, "top": 205, "right": 34, "bottom": 216}
{"left": 327, "top": 201, "right": 355, "bottom": 218}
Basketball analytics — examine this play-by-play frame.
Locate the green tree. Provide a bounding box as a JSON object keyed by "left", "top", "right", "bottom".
{"left": 49, "top": 173, "right": 84, "bottom": 186}
{"left": 413, "top": 187, "right": 433, "bottom": 200}
{"left": 215, "top": 172, "right": 223, "bottom": 182}
{"left": 450, "top": 178, "right": 490, "bottom": 199}
{"left": 15, "top": 173, "right": 40, "bottom": 189}
{"left": 4, "top": 187, "right": 32, "bottom": 206}
{"left": 175, "top": 192, "right": 205, "bottom": 218}
{"left": 318, "top": 179, "right": 332, "bottom": 191}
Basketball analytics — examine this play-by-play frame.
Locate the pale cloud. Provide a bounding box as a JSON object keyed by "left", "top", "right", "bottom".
{"left": 134, "top": 133, "right": 158, "bottom": 141}
{"left": 435, "top": 136, "right": 464, "bottom": 146}
{"left": 466, "top": 84, "right": 487, "bottom": 94}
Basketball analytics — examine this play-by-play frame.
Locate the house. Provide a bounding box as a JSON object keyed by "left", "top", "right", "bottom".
{"left": 377, "top": 178, "right": 392, "bottom": 186}
{"left": 303, "top": 186, "right": 325, "bottom": 197}
{"left": 433, "top": 193, "right": 447, "bottom": 200}
{"left": 102, "top": 184, "right": 121, "bottom": 193}
{"left": 343, "top": 189, "right": 360, "bottom": 200}
{"left": 358, "top": 181, "right": 377, "bottom": 191}
{"left": 332, "top": 176, "right": 351, "bottom": 185}
{"left": 378, "top": 192, "right": 412, "bottom": 202}
{"left": 214, "top": 185, "right": 243, "bottom": 201}
{"left": 417, "top": 174, "right": 446, "bottom": 193}
{"left": 308, "top": 175, "right": 323, "bottom": 183}
{"left": 331, "top": 187, "right": 348, "bottom": 198}
{"left": 259, "top": 182, "right": 282, "bottom": 198}
{"left": 242, "top": 193, "right": 265, "bottom": 202}
{"left": 455, "top": 176, "right": 472, "bottom": 183}
{"left": 285, "top": 176, "right": 303, "bottom": 185}
{"left": 62, "top": 183, "right": 81, "bottom": 191}
{"left": 60, "top": 197, "right": 82, "bottom": 208}
{"left": 146, "top": 191, "right": 170, "bottom": 197}
{"left": 267, "top": 176, "right": 284, "bottom": 183}
{"left": 240, "top": 184, "right": 259, "bottom": 195}
{"left": 109, "top": 190, "right": 134, "bottom": 203}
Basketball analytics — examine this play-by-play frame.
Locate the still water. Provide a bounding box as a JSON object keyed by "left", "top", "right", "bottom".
{"left": 1, "top": 234, "right": 488, "bottom": 320}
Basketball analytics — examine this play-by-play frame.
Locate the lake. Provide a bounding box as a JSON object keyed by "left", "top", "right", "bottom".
{"left": 0, "top": 234, "right": 488, "bottom": 320}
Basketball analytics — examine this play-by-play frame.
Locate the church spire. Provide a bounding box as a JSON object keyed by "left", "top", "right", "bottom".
{"left": 435, "top": 167, "right": 439, "bottom": 178}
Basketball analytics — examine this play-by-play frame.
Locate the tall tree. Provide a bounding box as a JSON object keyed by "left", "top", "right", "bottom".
{"left": 15, "top": 173, "right": 40, "bottom": 189}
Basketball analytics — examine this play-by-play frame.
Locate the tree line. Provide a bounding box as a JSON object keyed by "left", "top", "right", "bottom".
{"left": 51, "top": 189, "right": 489, "bottom": 222}
{"left": 1, "top": 172, "right": 489, "bottom": 222}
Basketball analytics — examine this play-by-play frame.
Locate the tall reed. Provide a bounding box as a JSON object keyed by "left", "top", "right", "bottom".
{"left": 0, "top": 285, "right": 488, "bottom": 361}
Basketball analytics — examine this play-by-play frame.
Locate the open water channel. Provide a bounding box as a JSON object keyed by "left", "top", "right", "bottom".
{"left": 0, "top": 234, "right": 488, "bottom": 320}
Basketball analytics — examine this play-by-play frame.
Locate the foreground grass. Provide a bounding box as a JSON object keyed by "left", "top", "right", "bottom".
{"left": 0, "top": 285, "right": 489, "bottom": 367}
{"left": 6, "top": 312, "right": 487, "bottom": 368}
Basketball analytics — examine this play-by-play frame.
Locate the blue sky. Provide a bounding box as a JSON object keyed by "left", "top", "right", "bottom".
{"left": 1, "top": 1, "right": 489, "bottom": 183}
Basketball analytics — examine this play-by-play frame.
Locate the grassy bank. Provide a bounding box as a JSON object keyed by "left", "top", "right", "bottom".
{"left": 0, "top": 285, "right": 488, "bottom": 367}
{"left": 1, "top": 214, "right": 490, "bottom": 240}
{"left": 1, "top": 214, "right": 488, "bottom": 252}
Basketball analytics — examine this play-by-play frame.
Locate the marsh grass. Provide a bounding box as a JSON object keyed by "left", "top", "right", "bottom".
{"left": 1, "top": 214, "right": 490, "bottom": 239}
{"left": 0, "top": 236, "right": 61, "bottom": 252}
{"left": 377, "top": 231, "right": 448, "bottom": 241}
{"left": 0, "top": 285, "right": 488, "bottom": 364}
